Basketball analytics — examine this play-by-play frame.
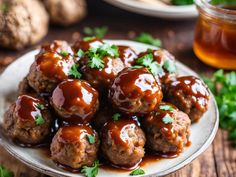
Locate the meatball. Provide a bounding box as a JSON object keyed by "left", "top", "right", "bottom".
{"left": 164, "top": 76, "right": 210, "bottom": 122}
{"left": 18, "top": 77, "right": 34, "bottom": 95}
{"left": 43, "top": 0, "right": 87, "bottom": 26}
{"left": 118, "top": 45, "right": 137, "bottom": 67}
{"left": 27, "top": 41, "right": 76, "bottom": 93}
{"left": 0, "top": 0, "right": 49, "bottom": 50}
{"left": 142, "top": 102, "right": 191, "bottom": 153}
{"left": 51, "top": 79, "right": 99, "bottom": 124}
{"left": 108, "top": 67, "right": 163, "bottom": 114}
{"left": 137, "top": 49, "right": 177, "bottom": 84}
{"left": 51, "top": 125, "right": 99, "bottom": 169}
{"left": 2, "top": 95, "right": 52, "bottom": 145}
{"left": 73, "top": 38, "right": 104, "bottom": 53}
{"left": 101, "top": 118, "right": 146, "bottom": 167}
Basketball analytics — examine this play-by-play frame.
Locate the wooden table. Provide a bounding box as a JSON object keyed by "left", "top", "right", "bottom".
{"left": 0, "top": 1, "right": 235, "bottom": 177}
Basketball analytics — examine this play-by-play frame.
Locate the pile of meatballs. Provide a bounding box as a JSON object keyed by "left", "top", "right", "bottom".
{"left": 2, "top": 38, "right": 210, "bottom": 171}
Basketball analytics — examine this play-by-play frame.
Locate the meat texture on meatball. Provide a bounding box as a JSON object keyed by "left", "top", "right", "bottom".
{"left": 137, "top": 49, "right": 177, "bottom": 84}
{"left": 27, "top": 40, "right": 77, "bottom": 93}
{"left": 18, "top": 77, "right": 34, "bottom": 96}
{"left": 164, "top": 76, "right": 210, "bottom": 122}
{"left": 101, "top": 118, "right": 146, "bottom": 167}
{"left": 108, "top": 67, "right": 163, "bottom": 114}
{"left": 2, "top": 95, "right": 52, "bottom": 145}
{"left": 0, "top": 0, "right": 49, "bottom": 50}
{"left": 43, "top": 0, "right": 87, "bottom": 26}
{"left": 118, "top": 45, "right": 137, "bottom": 67}
{"left": 51, "top": 79, "right": 99, "bottom": 124}
{"left": 51, "top": 125, "right": 99, "bottom": 169}
{"left": 143, "top": 102, "right": 191, "bottom": 153}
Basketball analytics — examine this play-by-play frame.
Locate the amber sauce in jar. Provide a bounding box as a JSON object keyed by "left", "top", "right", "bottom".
{"left": 194, "top": 0, "right": 236, "bottom": 69}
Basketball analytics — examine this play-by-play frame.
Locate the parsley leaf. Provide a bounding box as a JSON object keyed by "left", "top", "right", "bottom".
{"left": 69, "top": 64, "right": 82, "bottom": 79}
{"left": 83, "top": 36, "right": 96, "bottom": 42}
{"left": 163, "top": 60, "right": 177, "bottom": 73}
{"left": 203, "top": 70, "right": 236, "bottom": 144}
{"left": 112, "top": 113, "right": 121, "bottom": 121}
{"left": 162, "top": 115, "right": 174, "bottom": 124}
{"left": 159, "top": 105, "right": 175, "bottom": 111}
{"left": 135, "top": 32, "right": 162, "bottom": 47}
{"left": 130, "top": 168, "right": 145, "bottom": 176}
{"left": 75, "top": 49, "right": 84, "bottom": 58}
{"left": 36, "top": 103, "right": 45, "bottom": 110}
{"left": 60, "top": 51, "right": 68, "bottom": 57}
{"left": 87, "top": 55, "right": 105, "bottom": 69}
{"left": 83, "top": 26, "right": 108, "bottom": 38}
{"left": 35, "top": 115, "right": 45, "bottom": 126}
{"left": 0, "top": 165, "right": 13, "bottom": 177}
{"left": 87, "top": 135, "right": 96, "bottom": 144}
{"left": 81, "top": 160, "right": 99, "bottom": 177}
{"left": 149, "top": 62, "right": 164, "bottom": 76}
{"left": 171, "top": 0, "right": 194, "bottom": 5}
{"left": 136, "top": 54, "right": 154, "bottom": 67}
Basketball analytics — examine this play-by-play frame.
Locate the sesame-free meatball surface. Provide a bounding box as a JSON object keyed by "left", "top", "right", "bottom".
{"left": 118, "top": 45, "right": 137, "bottom": 67}
{"left": 27, "top": 41, "right": 76, "bottom": 93}
{"left": 165, "top": 76, "right": 210, "bottom": 122}
{"left": 50, "top": 125, "right": 99, "bottom": 169}
{"left": 51, "top": 79, "right": 99, "bottom": 124}
{"left": 101, "top": 118, "right": 146, "bottom": 167}
{"left": 2, "top": 95, "right": 52, "bottom": 145}
{"left": 108, "top": 67, "right": 163, "bottom": 114}
{"left": 73, "top": 38, "right": 104, "bottom": 53}
{"left": 143, "top": 102, "right": 191, "bottom": 153}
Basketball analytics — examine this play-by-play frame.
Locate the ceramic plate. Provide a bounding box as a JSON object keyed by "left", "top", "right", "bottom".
{"left": 0, "top": 40, "right": 218, "bottom": 177}
{"left": 103, "top": 0, "right": 198, "bottom": 19}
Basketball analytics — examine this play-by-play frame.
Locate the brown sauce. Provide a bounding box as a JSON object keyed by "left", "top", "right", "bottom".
{"left": 118, "top": 45, "right": 137, "bottom": 67}
{"left": 73, "top": 38, "right": 104, "bottom": 52}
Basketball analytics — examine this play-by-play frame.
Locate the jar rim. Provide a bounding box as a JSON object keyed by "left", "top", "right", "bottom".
{"left": 195, "top": 0, "right": 236, "bottom": 20}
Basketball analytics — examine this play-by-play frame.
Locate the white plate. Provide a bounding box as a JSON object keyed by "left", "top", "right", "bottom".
{"left": 104, "top": 0, "right": 198, "bottom": 19}
{"left": 0, "top": 40, "right": 218, "bottom": 177}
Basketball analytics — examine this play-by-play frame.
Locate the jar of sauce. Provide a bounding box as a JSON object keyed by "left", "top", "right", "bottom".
{"left": 194, "top": 0, "right": 236, "bottom": 69}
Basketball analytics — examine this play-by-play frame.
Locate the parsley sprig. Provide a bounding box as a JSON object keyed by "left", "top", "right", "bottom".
{"left": 69, "top": 64, "right": 82, "bottom": 79}
{"left": 81, "top": 160, "right": 99, "bottom": 177}
{"left": 162, "top": 115, "right": 174, "bottom": 124}
{"left": 203, "top": 70, "right": 236, "bottom": 144}
{"left": 87, "top": 134, "right": 96, "bottom": 144}
{"left": 0, "top": 165, "right": 14, "bottom": 177}
{"left": 36, "top": 103, "right": 45, "bottom": 110}
{"left": 171, "top": 0, "right": 194, "bottom": 5}
{"left": 35, "top": 115, "right": 45, "bottom": 126}
{"left": 130, "top": 168, "right": 145, "bottom": 176}
{"left": 135, "top": 32, "right": 162, "bottom": 47}
{"left": 159, "top": 105, "right": 175, "bottom": 111}
{"left": 112, "top": 113, "right": 121, "bottom": 121}
{"left": 83, "top": 26, "right": 108, "bottom": 38}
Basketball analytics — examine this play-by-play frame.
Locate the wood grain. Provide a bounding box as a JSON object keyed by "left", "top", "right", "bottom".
{"left": 0, "top": 0, "right": 236, "bottom": 177}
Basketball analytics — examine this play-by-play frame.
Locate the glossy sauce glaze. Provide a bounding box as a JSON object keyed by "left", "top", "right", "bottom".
{"left": 36, "top": 52, "right": 75, "bottom": 80}
{"left": 109, "top": 67, "right": 163, "bottom": 114}
{"left": 73, "top": 38, "right": 104, "bottom": 52}
{"left": 118, "top": 45, "right": 137, "bottom": 67}
{"left": 15, "top": 95, "right": 45, "bottom": 122}
{"left": 51, "top": 79, "right": 99, "bottom": 124}
{"left": 168, "top": 76, "right": 210, "bottom": 110}
{"left": 41, "top": 40, "right": 74, "bottom": 55}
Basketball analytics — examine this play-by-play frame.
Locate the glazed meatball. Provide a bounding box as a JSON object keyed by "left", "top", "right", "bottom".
{"left": 27, "top": 41, "right": 76, "bottom": 93}
{"left": 101, "top": 118, "right": 146, "bottom": 167}
{"left": 43, "top": 0, "right": 87, "bottom": 26}
{"left": 137, "top": 49, "right": 176, "bottom": 84}
{"left": 142, "top": 102, "right": 191, "bottom": 153}
{"left": 0, "top": 0, "right": 49, "bottom": 50}
{"left": 2, "top": 95, "right": 52, "bottom": 145}
{"left": 165, "top": 76, "right": 210, "bottom": 122}
{"left": 18, "top": 77, "right": 34, "bottom": 95}
{"left": 51, "top": 125, "right": 99, "bottom": 169}
{"left": 51, "top": 79, "right": 99, "bottom": 124}
{"left": 118, "top": 45, "right": 137, "bottom": 67}
{"left": 73, "top": 38, "right": 104, "bottom": 53}
{"left": 108, "top": 67, "right": 163, "bottom": 114}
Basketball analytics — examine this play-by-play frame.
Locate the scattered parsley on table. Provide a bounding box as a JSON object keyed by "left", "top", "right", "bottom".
{"left": 130, "top": 168, "right": 145, "bottom": 176}
{"left": 83, "top": 26, "right": 108, "bottom": 38}
{"left": 0, "top": 165, "right": 14, "bottom": 177}
{"left": 81, "top": 160, "right": 99, "bottom": 177}
{"left": 135, "top": 32, "right": 162, "bottom": 47}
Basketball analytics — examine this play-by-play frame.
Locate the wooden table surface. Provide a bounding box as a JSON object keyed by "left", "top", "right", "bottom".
{"left": 0, "top": 1, "right": 236, "bottom": 177}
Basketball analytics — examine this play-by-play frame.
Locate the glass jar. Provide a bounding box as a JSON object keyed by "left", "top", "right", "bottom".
{"left": 194, "top": 0, "right": 236, "bottom": 69}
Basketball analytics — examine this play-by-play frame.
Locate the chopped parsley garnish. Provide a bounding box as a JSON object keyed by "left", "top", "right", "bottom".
{"left": 87, "top": 55, "right": 105, "bottom": 69}
{"left": 35, "top": 115, "right": 45, "bottom": 126}
{"left": 75, "top": 49, "right": 84, "bottom": 58}
{"left": 36, "top": 103, "right": 45, "bottom": 110}
{"left": 81, "top": 160, "right": 99, "bottom": 177}
{"left": 203, "top": 70, "right": 236, "bottom": 144}
{"left": 171, "top": 0, "right": 194, "bottom": 5}
{"left": 163, "top": 59, "right": 177, "bottom": 73}
{"left": 60, "top": 51, "right": 68, "bottom": 57}
{"left": 136, "top": 53, "right": 164, "bottom": 76}
{"left": 0, "top": 4, "right": 8, "bottom": 14}
{"left": 69, "top": 64, "right": 82, "bottom": 79}
{"left": 162, "top": 115, "right": 174, "bottom": 124}
{"left": 83, "top": 36, "right": 96, "bottom": 42}
{"left": 135, "top": 32, "right": 162, "bottom": 47}
{"left": 83, "top": 26, "right": 108, "bottom": 38}
{"left": 112, "top": 113, "right": 121, "bottom": 121}
{"left": 159, "top": 105, "right": 175, "bottom": 111}
{"left": 130, "top": 168, "right": 145, "bottom": 176}
{"left": 0, "top": 165, "right": 13, "bottom": 177}
{"left": 87, "top": 135, "right": 96, "bottom": 144}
